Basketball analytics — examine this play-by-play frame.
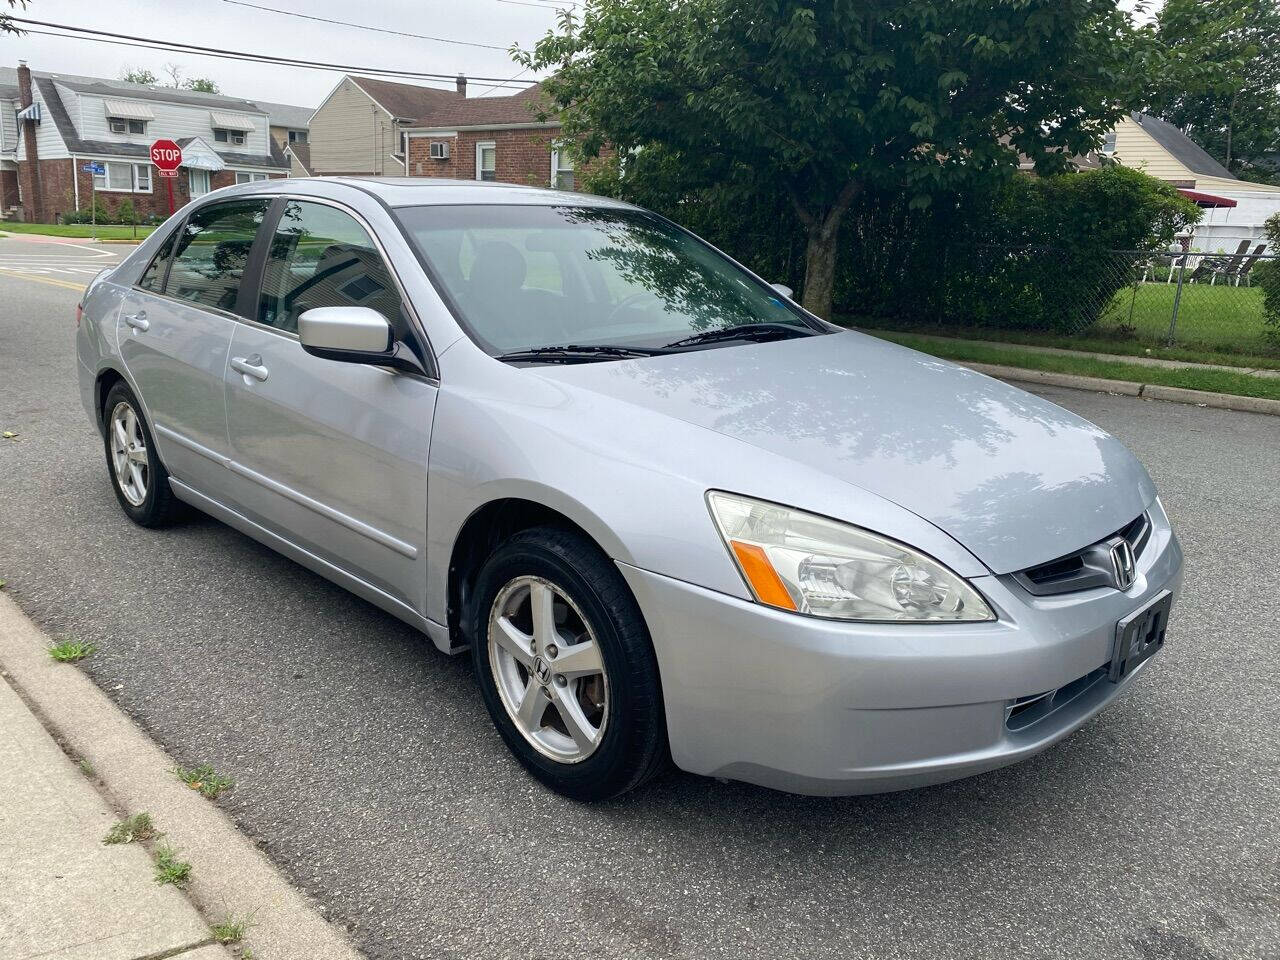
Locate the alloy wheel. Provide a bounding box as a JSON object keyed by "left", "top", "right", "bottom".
{"left": 487, "top": 575, "right": 610, "bottom": 763}
{"left": 109, "top": 401, "right": 149, "bottom": 507}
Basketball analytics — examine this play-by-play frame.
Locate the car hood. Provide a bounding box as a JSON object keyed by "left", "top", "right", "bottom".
{"left": 531, "top": 331, "right": 1155, "bottom": 574}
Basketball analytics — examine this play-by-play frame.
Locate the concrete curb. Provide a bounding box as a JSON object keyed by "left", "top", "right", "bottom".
{"left": 963, "top": 361, "right": 1280, "bottom": 417}
{"left": 0, "top": 593, "right": 366, "bottom": 960}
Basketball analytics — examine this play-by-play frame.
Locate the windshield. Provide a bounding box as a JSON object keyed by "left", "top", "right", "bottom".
{"left": 394, "top": 204, "right": 820, "bottom": 356}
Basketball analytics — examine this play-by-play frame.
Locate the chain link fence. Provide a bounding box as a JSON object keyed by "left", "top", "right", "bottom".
{"left": 849, "top": 244, "right": 1280, "bottom": 357}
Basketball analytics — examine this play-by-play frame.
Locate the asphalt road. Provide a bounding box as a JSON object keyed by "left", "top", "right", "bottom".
{"left": 1, "top": 235, "right": 1278, "bottom": 960}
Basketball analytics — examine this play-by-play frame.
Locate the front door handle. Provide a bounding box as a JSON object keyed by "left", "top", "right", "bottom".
{"left": 230, "top": 355, "right": 269, "bottom": 382}
{"left": 123, "top": 310, "right": 149, "bottom": 332}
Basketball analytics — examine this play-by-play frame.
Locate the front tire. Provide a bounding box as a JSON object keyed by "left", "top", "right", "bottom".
{"left": 102, "top": 381, "right": 184, "bottom": 528}
{"left": 469, "top": 527, "right": 668, "bottom": 801}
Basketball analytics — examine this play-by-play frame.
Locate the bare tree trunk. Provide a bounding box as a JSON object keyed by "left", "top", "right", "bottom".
{"left": 792, "top": 180, "right": 862, "bottom": 319}
{"left": 801, "top": 226, "right": 840, "bottom": 318}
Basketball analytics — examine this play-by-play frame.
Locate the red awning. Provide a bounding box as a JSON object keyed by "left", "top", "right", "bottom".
{"left": 1177, "top": 188, "right": 1237, "bottom": 208}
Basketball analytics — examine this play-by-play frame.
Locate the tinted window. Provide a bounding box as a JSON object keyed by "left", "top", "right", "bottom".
{"left": 165, "top": 199, "right": 270, "bottom": 314}
{"left": 395, "top": 204, "right": 812, "bottom": 354}
{"left": 136, "top": 229, "right": 177, "bottom": 292}
{"left": 258, "top": 200, "right": 406, "bottom": 336}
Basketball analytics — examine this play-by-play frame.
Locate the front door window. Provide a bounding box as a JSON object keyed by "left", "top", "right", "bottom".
{"left": 189, "top": 169, "right": 211, "bottom": 197}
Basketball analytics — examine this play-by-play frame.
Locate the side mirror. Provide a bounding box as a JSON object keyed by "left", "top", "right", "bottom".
{"left": 769, "top": 283, "right": 794, "bottom": 299}
{"left": 298, "top": 306, "right": 392, "bottom": 355}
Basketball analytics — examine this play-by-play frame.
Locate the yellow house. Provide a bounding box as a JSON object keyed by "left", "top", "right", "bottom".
{"left": 1107, "top": 112, "right": 1280, "bottom": 252}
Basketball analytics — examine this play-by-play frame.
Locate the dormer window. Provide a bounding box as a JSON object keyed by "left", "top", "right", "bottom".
{"left": 109, "top": 118, "right": 147, "bottom": 135}
{"left": 209, "top": 111, "right": 256, "bottom": 147}
{"left": 103, "top": 99, "right": 155, "bottom": 135}
{"left": 214, "top": 128, "right": 247, "bottom": 146}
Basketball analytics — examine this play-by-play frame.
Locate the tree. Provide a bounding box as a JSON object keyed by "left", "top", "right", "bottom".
{"left": 162, "top": 62, "right": 184, "bottom": 88}
{"left": 1, "top": 0, "right": 26, "bottom": 35}
{"left": 120, "top": 66, "right": 158, "bottom": 85}
{"left": 520, "top": 0, "right": 1140, "bottom": 318}
{"left": 1144, "top": 0, "right": 1280, "bottom": 182}
{"left": 185, "top": 77, "right": 221, "bottom": 94}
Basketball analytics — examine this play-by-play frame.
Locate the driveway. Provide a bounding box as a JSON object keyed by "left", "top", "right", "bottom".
{"left": 0, "top": 259, "right": 1276, "bottom": 960}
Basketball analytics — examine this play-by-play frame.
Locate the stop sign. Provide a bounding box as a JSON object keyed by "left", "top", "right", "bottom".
{"left": 149, "top": 139, "right": 183, "bottom": 172}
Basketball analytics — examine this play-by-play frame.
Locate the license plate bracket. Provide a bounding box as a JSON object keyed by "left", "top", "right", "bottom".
{"left": 1110, "top": 590, "right": 1172, "bottom": 682}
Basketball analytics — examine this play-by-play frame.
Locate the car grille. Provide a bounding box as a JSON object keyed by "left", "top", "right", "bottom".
{"left": 1013, "top": 512, "right": 1151, "bottom": 596}
{"left": 1005, "top": 664, "right": 1109, "bottom": 731}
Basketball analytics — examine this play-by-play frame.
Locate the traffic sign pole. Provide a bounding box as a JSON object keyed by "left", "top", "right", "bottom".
{"left": 165, "top": 175, "right": 175, "bottom": 216}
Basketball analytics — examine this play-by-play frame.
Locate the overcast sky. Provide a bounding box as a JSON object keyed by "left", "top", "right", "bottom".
{"left": 0, "top": 0, "right": 565, "bottom": 107}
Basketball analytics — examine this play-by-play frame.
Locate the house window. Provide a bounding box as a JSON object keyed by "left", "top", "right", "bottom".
{"left": 476, "top": 142, "right": 496, "bottom": 182}
{"left": 288, "top": 130, "right": 308, "bottom": 144}
{"left": 1102, "top": 130, "right": 1118, "bottom": 156}
{"left": 551, "top": 147, "right": 575, "bottom": 191}
{"left": 92, "top": 161, "right": 153, "bottom": 193}
{"left": 189, "top": 169, "right": 211, "bottom": 197}
{"left": 214, "top": 129, "right": 246, "bottom": 146}
{"left": 235, "top": 172, "right": 269, "bottom": 184}
{"left": 109, "top": 118, "right": 147, "bottom": 135}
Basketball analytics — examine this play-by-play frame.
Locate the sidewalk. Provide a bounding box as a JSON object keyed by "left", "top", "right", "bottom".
{"left": 0, "top": 593, "right": 365, "bottom": 960}
{"left": 0, "top": 676, "right": 232, "bottom": 960}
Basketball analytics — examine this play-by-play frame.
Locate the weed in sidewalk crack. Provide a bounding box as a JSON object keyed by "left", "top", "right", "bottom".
{"left": 153, "top": 843, "right": 191, "bottom": 886}
{"left": 173, "top": 762, "right": 234, "bottom": 800}
{"left": 78, "top": 758, "right": 94, "bottom": 777}
{"left": 103, "top": 812, "right": 157, "bottom": 845}
{"left": 48, "top": 637, "right": 96, "bottom": 663}
{"left": 211, "top": 911, "right": 254, "bottom": 944}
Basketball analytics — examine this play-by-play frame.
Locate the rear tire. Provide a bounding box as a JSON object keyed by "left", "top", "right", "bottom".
{"left": 102, "top": 381, "right": 184, "bottom": 528}
{"left": 469, "top": 526, "right": 668, "bottom": 801}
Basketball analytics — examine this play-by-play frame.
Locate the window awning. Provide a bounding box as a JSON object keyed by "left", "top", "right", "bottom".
{"left": 209, "top": 111, "right": 256, "bottom": 131}
{"left": 1177, "top": 188, "right": 1238, "bottom": 208}
{"left": 103, "top": 99, "right": 155, "bottom": 121}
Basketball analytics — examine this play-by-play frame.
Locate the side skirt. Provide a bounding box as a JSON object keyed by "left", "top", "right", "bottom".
{"left": 168, "top": 478, "right": 462, "bottom": 655}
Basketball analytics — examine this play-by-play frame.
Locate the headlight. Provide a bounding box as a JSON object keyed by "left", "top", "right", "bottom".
{"left": 707, "top": 492, "right": 994, "bottom": 622}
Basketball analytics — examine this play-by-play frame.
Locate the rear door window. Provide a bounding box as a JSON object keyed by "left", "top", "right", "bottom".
{"left": 165, "top": 199, "right": 271, "bottom": 315}
{"left": 136, "top": 229, "right": 177, "bottom": 292}
{"left": 257, "top": 200, "right": 406, "bottom": 336}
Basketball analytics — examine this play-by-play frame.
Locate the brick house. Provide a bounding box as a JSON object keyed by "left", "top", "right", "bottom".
{"left": 309, "top": 74, "right": 574, "bottom": 189}
{"left": 2, "top": 62, "right": 296, "bottom": 223}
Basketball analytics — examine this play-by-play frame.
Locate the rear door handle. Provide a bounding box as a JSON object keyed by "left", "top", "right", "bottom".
{"left": 123, "top": 310, "right": 149, "bottom": 332}
{"left": 230, "top": 355, "right": 269, "bottom": 382}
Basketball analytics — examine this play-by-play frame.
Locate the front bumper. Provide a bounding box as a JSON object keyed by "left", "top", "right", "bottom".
{"left": 619, "top": 503, "right": 1183, "bottom": 796}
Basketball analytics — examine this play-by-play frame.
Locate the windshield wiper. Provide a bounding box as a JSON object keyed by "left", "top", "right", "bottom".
{"left": 664, "top": 322, "right": 815, "bottom": 349}
{"left": 494, "top": 344, "right": 665, "bottom": 364}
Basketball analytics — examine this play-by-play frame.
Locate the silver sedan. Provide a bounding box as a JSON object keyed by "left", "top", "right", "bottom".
{"left": 76, "top": 178, "right": 1182, "bottom": 799}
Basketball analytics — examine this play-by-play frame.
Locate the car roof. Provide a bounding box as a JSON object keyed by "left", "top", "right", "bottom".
{"left": 232, "top": 176, "right": 637, "bottom": 210}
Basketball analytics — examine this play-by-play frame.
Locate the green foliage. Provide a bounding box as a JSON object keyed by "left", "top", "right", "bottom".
{"left": 211, "top": 913, "right": 253, "bottom": 945}
{"left": 184, "top": 77, "right": 220, "bottom": 94}
{"left": 120, "top": 66, "right": 158, "bottom": 86}
{"left": 116, "top": 198, "right": 138, "bottom": 226}
{"left": 520, "top": 0, "right": 1141, "bottom": 317}
{"left": 153, "top": 844, "right": 191, "bottom": 886}
{"left": 48, "top": 637, "right": 96, "bottom": 663}
{"left": 103, "top": 812, "right": 157, "bottom": 845}
{"left": 1258, "top": 212, "right": 1280, "bottom": 336}
{"left": 1143, "top": 0, "right": 1280, "bottom": 180}
{"left": 172, "top": 763, "right": 234, "bottom": 800}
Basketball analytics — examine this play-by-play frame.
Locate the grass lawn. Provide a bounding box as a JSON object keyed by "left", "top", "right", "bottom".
{"left": 872, "top": 330, "right": 1280, "bottom": 401}
{"left": 845, "top": 279, "right": 1280, "bottom": 371}
{"left": 0, "top": 222, "right": 155, "bottom": 240}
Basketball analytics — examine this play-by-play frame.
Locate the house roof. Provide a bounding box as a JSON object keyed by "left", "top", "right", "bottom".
{"left": 254, "top": 99, "right": 314, "bottom": 130}
{"left": 347, "top": 75, "right": 550, "bottom": 128}
{"left": 48, "top": 76, "right": 267, "bottom": 115}
{"left": 1131, "top": 112, "right": 1233, "bottom": 180}
{"left": 411, "top": 83, "right": 549, "bottom": 128}
{"left": 32, "top": 76, "right": 287, "bottom": 169}
{"left": 349, "top": 76, "right": 463, "bottom": 123}
{"left": 285, "top": 142, "right": 312, "bottom": 174}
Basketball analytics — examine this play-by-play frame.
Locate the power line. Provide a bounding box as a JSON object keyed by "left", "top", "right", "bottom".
{"left": 471, "top": 66, "right": 532, "bottom": 97}
{"left": 219, "top": 0, "right": 512, "bottom": 52}
{"left": 493, "top": 0, "right": 576, "bottom": 10}
{"left": 9, "top": 18, "right": 536, "bottom": 87}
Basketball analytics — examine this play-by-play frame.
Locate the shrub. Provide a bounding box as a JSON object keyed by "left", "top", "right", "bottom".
{"left": 1259, "top": 212, "right": 1280, "bottom": 340}
{"left": 117, "top": 198, "right": 138, "bottom": 226}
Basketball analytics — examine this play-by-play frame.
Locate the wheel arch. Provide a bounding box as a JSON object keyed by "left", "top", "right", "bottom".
{"left": 445, "top": 496, "right": 629, "bottom": 650}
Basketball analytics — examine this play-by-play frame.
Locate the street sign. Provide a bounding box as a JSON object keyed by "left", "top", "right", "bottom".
{"left": 149, "top": 139, "right": 183, "bottom": 172}
{"left": 150, "top": 139, "right": 183, "bottom": 216}
{"left": 82, "top": 162, "right": 105, "bottom": 175}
